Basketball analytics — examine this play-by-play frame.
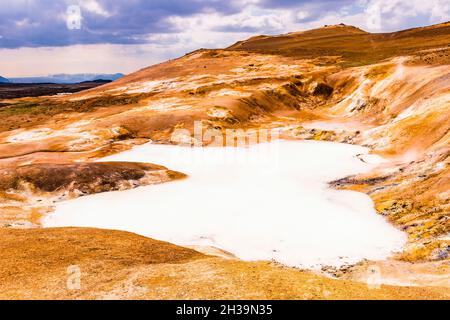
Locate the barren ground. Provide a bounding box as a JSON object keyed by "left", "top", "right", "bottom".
{"left": 0, "top": 23, "right": 448, "bottom": 299}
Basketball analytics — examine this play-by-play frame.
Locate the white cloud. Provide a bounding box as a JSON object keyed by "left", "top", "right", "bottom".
{"left": 162, "top": 5, "right": 296, "bottom": 53}
{"left": 14, "top": 18, "right": 39, "bottom": 28}
{"left": 79, "top": 0, "right": 111, "bottom": 17}
{"left": 361, "top": 0, "right": 450, "bottom": 31}
{"left": 167, "top": 6, "right": 290, "bottom": 35}
{"left": 285, "top": 0, "right": 450, "bottom": 32}
{"left": 296, "top": 11, "right": 310, "bottom": 21}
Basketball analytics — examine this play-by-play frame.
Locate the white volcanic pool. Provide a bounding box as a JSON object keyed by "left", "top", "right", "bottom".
{"left": 43, "top": 140, "right": 406, "bottom": 268}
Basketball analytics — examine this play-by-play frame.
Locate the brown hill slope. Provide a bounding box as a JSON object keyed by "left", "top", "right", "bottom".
{"left": 1, "top": 228, "right": 448, "bottom": 300}
{"left": 227, "top": 22, "right": 450, "bottom": 66}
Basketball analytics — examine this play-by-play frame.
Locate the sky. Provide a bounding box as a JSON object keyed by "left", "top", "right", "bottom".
{"left": 0, "top": 0, "right": 449, "bottom": 77}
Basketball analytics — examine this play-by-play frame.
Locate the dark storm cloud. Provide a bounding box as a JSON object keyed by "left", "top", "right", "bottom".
{"left": 6, "top": 0, "right": 428, "bottom": 48}
{"left": 0, "top": 0, "right": 245, "bottom": 48}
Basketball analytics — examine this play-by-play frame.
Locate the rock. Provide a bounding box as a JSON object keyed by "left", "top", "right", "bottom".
{"left": 313, "top": 83, "right": 333, "bottom": 97}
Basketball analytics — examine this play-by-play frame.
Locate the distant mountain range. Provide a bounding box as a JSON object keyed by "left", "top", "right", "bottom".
{"left": 3, "top": 73, "right": 124, "bottom": 84}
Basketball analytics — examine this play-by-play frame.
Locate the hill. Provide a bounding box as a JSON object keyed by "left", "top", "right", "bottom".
{"left": 0, "top": 80, "right": 112, "bottom": 99}
{"left": 9, "top": 73, "right": 124, "bottom": 84}
{"left": 227, "top": 22, "right": 450, "bottom": 66}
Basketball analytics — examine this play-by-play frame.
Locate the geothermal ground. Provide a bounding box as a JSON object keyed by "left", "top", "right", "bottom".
{"left": 45, "top": 141, "right": 406, "bottom": 268}
{"left": 0, "top": 23, "right": 448, "bottom": 299}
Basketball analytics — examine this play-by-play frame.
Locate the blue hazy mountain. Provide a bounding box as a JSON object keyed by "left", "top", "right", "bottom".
{"left": 0, "top": 76, "right": 10, "bottom": 83}
{"left": 9, "top": 73, "right": 124, "bottom": 84}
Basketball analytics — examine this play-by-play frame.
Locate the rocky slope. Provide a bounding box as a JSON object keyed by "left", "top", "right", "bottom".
{"left": 0, "top": 162, "right": 185, "bottom": 228}
{"left": 0, "top": 22, "right": 448, "bottom": 299}
{"left": 1, "top": 227, "right": 448, "bottom": 300}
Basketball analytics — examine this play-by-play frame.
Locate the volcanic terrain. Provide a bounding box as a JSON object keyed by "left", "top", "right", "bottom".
{"left": 0, "top": 22, "right": 448, "bottom": 299}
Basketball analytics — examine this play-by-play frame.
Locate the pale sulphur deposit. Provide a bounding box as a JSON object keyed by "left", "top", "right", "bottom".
{"left": 44, "top": 140, "right": 406, "bottom": 268}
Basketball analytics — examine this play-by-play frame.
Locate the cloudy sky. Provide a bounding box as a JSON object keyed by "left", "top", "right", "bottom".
{"left": 0, "top": 0, "right": 449, "bottom": 76}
